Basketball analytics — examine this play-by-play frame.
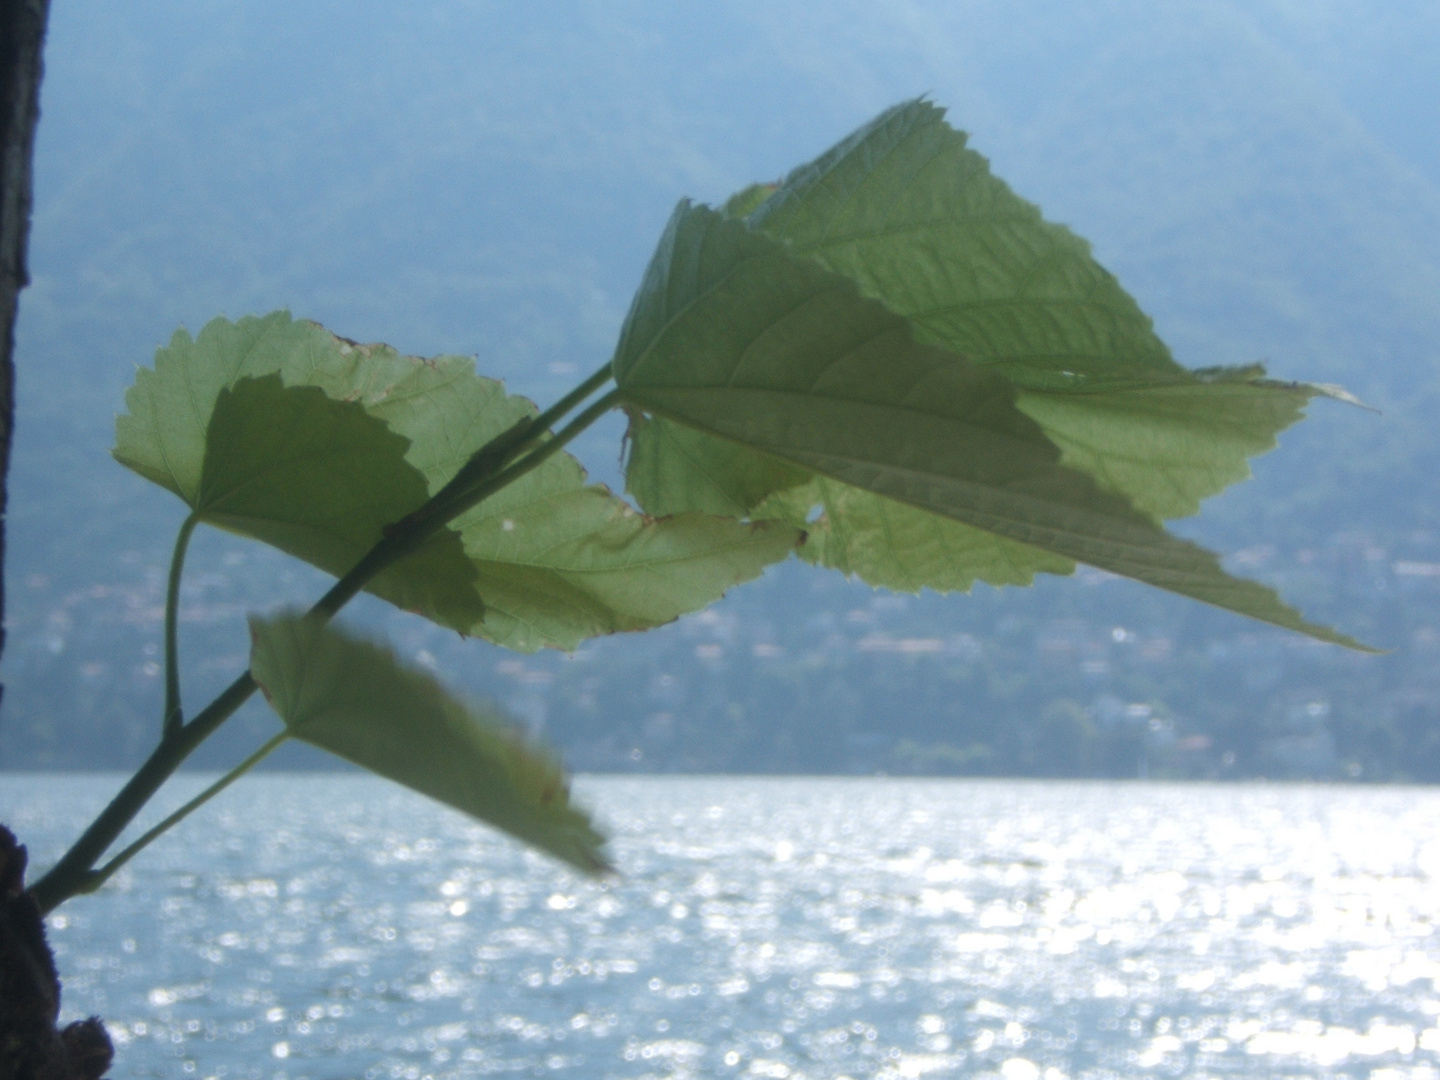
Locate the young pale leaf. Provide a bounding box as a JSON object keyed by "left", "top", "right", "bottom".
{"left": 249, "top": 612, "right": 609, "bottom": 874}
{"left": 117, "top": 311, "right": 801, "bottom": 650}
{"left": 612, "top": 201, "right": 1367, "bottom": 649}
{"left": 750, "top": 99, "right": 1337, "bottom": 521}
{"left": 1013, "top": 371, "right": 1317, "bottom": 520}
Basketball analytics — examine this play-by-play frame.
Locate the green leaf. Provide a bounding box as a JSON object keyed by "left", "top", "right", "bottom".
{"left": 625, "top": 410, "right": 810, "bottom": 519}
{"left": 197, "top": 376, "right": 486, "bottom": 631}
{"left": 115, "top": 311, "right": 479, "bottom": 503}
{"left": 117, "top": 311, "right": 801, "bottom": 651}
{"left": 114, "top": 312, "right": 489, "bottom": 632}
{"left": 755, "top": 478, "right": 1074, "bottom": 592}
{"left": 457, "top": 481, "right": 803, "bottom": 653}
{"left": 750, "top": 99, "right": 1181, "bottom": 388}
{"left": 627, "top": 413, "right": 1071, "bottom": 592}
{"left": 612, "top": 201, "right": 1368, "bottom": 649}
{"left": 722, "top": 182, "right": 779, "bottom": 220}
{"left": 749, "top": 98, "right": 1337, "bottom": 520}
{"left": 249, "top": 612, "right": 609, "bottom": 874}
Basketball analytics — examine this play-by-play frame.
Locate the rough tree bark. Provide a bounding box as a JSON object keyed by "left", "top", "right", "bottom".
{"left": 2, "top": 828, "right": 112, "bottom": 1080}
{"left": 0, "top": 3, "right": 113, "bottom": 1078}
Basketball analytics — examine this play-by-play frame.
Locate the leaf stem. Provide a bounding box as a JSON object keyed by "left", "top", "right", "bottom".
{"left": 402, "top": 361, "right": 616, "bottom": 534}
{"left": 163, "top": 513, "right": 201, "bottom": 736}
{"left": 422, "top": 390, "right": 624, "bottom": 539}
{"left": 29, "top": 377, "right": 625, "bottom": 914}
{"left": 370, "top": 362, "right": 616, "bottom": 551}
{"left": 28, "top": 669, "right": 259, "bottom": 915}
{"left": 527, "top": 361, "right": 615, "bottom": 437}
{"left": 77, "top": 732, "right": 290, "bottom": 897}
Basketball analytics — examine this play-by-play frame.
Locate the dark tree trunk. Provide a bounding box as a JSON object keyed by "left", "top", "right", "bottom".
{"left": 0, "top": 4, "right": 112, "bottom": 1078}
{"left": 1, "top": 829, "right": 112, "bottom": 1080}
{"left": 0, "top": 0, "right": 46, "bottom": 642}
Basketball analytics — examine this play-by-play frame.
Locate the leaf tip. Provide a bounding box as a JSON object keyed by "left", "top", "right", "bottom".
{"left": 586, "top": 852, "right": 617, "bottom": 878}
{"left": 1312, "top": 382, "right": 1378, "bottom": 413}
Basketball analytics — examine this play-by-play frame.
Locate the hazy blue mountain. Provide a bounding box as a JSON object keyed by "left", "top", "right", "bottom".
{"left": 4, "top": 1, "right": 1438, "bottom": 774}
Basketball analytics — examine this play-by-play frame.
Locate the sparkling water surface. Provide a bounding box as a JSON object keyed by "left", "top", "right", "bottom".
{"left": 4, "top": 775, "right": 1439, "bottom": 1080}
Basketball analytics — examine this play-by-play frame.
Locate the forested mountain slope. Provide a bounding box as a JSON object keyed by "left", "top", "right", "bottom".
{"left": 4, "top": 1, "right": 1437, "bottom": 777}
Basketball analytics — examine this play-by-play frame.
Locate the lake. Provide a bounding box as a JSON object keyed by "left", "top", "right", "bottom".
{"left": 3, "top": 775, "right": 1439, "bottom": 1079}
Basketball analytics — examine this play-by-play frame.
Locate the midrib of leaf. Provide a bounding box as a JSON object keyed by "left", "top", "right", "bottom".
{"left": 794, "top": 459, "right": 1153, "bottom": 553}
{"left": 633, "top": 385, "right": 1054, "bottom": 455}
{"left": 631, "top": 269, "right": 1039, "bottom": 426}
{"left": 903, "top": 295, "right": 1139, "bottom": 324}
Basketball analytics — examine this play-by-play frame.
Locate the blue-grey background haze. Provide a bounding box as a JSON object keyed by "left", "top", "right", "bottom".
{"left": 4, "top": 1, "right": 1440, "bottom": 774}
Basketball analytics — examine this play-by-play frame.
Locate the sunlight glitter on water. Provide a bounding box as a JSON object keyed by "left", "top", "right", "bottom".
{"left": 5, "top": 776, "right": 1440, "bottom": 1079}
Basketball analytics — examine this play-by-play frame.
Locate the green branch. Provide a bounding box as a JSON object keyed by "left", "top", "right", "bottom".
{"left": 29, "top": 669, "right": 260, "bottom": 914}
{"left": 313, "top": 389, "right": 620, "bottom": 619}
{"left": 527, "top": 361, "right": 615, "bottom": 438}
{"left": 29, "top": 376, "right": 623, "bottom": 915}
{"left": 77, "top": 731, "right": 290, "bottom": 897}
{"left": 381, "top": 360, "right": 615, "bottom": 540}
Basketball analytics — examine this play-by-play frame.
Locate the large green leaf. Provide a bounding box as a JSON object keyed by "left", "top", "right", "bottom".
{"left": 750, "top": 99, "right": 1335, "bottom": 521}
{"left": 200, "top": 376, "right": 485, "bottom": 631}
{"left": 612, "top": 201, "right": 1367, "bottom": 648}
{"left": 250, "top": 613, "right": 608, "bottom": 874}
{"left": 751, "top": 100, "right": 1178, "bottom": 388}
{"left": 626, "top": 412, "right": 1071, "bottom": 592}
{"left": 117, "top": 311, "right": 801, "bottom": 651}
